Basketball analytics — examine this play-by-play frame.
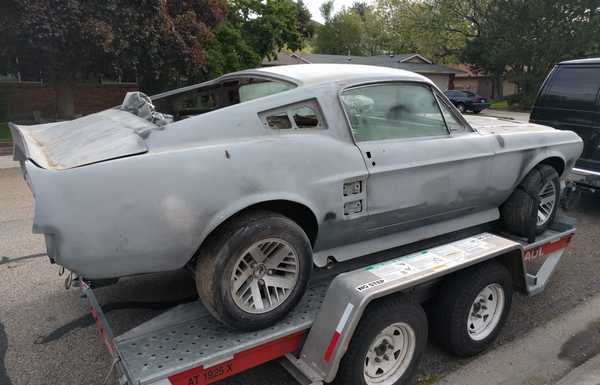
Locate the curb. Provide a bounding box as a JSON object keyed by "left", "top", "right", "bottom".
{"left": 555, "top": 354, "right": 600, "bottom": 385}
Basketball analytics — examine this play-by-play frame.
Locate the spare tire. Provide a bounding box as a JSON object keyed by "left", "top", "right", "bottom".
{"left": 501, "top": 164, "right": 560, "bottom": 237}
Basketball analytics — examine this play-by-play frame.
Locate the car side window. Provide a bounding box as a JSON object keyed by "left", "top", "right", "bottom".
{"left": 341, "top": 83, "right": 449, "bottom": 141}
{"left": 260, "top": 99, "right": 325, "bottom": 130}
{"left": 542, "top": 67, "right": 600, "bottom": 111}
{"left": 435, "top": 91, "right": 470, "bottom": 133}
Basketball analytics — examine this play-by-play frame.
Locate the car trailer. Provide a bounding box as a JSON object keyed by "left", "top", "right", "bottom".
{"left": 81, "top": 216, "right": 575, "bottom": 385}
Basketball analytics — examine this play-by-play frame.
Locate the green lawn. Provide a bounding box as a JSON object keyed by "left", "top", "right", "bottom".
{"left": 0, "top": 122, "right": 11, "bottom": 142}
{"left": 489, "top": 100, "right": 509, "bottom": 110}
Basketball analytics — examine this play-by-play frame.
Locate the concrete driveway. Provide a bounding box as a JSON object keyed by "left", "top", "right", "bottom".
{"left": 1, "top": 162, "right": 600, "bottom": 385}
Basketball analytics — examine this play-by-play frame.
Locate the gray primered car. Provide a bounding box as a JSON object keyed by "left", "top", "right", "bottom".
{"left": 10, "top": 64, "right": 582, "bottom": 330}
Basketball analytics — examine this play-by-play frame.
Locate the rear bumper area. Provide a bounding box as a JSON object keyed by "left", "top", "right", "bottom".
{"left": 468, "top": 102, "right": 490, "bottom": 111}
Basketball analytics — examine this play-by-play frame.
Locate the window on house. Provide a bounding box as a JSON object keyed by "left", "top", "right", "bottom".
{"left": 341, "top": 83, "right": 449, "bottom": 141}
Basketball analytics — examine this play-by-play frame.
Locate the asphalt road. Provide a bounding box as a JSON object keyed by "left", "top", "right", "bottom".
{"left": 1, "top": 165, "right": 600, "bottom": 385}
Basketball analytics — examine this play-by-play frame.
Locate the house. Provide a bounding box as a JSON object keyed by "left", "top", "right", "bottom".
{"left": 447, "top": 64, "right": 517, "bottom": 100}
{"left": 263, "top": 52, "right": 465, "bottom": 91}
{"left": 0, "top": 71, "right": 137, "bottom": 122}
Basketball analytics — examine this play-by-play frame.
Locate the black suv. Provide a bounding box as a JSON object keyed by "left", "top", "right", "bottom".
{"left": 531, "top": 58, "right": 600, "bottom": 187}
{"left": 444, "top": 90, "right": 490, "bottom": 113}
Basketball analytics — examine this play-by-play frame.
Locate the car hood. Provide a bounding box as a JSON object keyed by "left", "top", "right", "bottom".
{"left": 465, "top": 115, "right": 555, "bottom": 134}
{"left": 10, "top": 109, "right": 153, "bottom": 170}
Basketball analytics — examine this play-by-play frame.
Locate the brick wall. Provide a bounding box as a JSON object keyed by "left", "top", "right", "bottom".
{"left": 0, "top": 81, "right": 138, "bottom": 121}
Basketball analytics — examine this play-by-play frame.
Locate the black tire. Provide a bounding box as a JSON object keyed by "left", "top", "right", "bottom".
{"left": 334, "top": 296, "right": 428, "bottom": 385}
{"left": 472, "top": 109, "right": 482, "bottom": 114}
{"left": 431, "top": 261, "right": 512, "bottom": 357}
{"left": 195, "top": 210, "right": 313, "bottom": 330}
{"left": 501, "top": 164, "right": 560, "bottom": 237}
{"left": 456, "top": 103, "right": 466, "bottom": 113}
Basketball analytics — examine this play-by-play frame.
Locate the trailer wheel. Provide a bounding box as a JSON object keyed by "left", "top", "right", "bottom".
{"left": 335, "top": 297, "right": 427, "bottom": 385}
{"left": 195, "top": 210, "right": 312, "bottom": 331}
{"left": 432, "top": 261, "right": 512, "bottom": 357}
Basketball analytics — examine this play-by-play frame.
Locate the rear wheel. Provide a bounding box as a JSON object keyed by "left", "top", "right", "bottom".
{"left": 501, "top": 164, "right": 560, "bottom": 236}
{"left": 431, "top": 261, "right": 512, "bottom": 357}
{"left": 195, "top": 210, "right": 313, "bottom": 330}
{"left": 335, "top": 297, "right": 427, "bottom": 385}
{"left": 456, "top": 103, "right": 466, "bottom": 113}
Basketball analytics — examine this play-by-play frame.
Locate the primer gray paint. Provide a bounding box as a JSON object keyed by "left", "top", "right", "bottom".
{"left": 11, "top": 64, "right": 583, "bottom": 279}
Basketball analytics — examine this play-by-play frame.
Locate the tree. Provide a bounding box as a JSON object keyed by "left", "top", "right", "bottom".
{"left": 195, "top": 0, "right": 313, "bottom": 78}
{"left": 375, "top": 0, "right": 488, "bottom": 63}
{"left": 0, "top": 0, "right": 225, "bottom": 118}
{"left": 462, "top": 0, "right": 600, "bottom": 98}
{"left": 314, "top": 2, "right": 388, "bottom": 56}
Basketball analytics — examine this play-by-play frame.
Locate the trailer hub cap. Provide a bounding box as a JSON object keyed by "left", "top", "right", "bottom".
{"left": 364, "top": 322, "right": 416, "bottom": 385}
{"left": 231, "top": 238, "right": 299, "bottom": 314}
{"left": 537, "top": 180, "right": 557, "bottom": 226}
{"left": 468, "top": 283, "right": 505, "bottom": 341}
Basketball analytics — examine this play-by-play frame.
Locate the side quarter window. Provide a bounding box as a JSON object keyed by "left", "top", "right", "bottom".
{"left": 435, "top": 91, "right": 471, "bottom": 133}
{"left": 341, "top": 83, "right": 449, "bottom": 141}
{"left": 260, "top": 99, "right": 326, "bottom": 130}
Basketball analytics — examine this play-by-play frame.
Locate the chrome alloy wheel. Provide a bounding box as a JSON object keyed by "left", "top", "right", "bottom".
{"left": 467, "top": 283, "right": 505, "bottom": 341}
{"left": 230, "top": 238, "right": 299, "bottom": 314}
{"left": 537, "top": 180, "right": 557, "bottom": 226}
{"left": 364, "top": 323, "right": 416, "bottom": 385}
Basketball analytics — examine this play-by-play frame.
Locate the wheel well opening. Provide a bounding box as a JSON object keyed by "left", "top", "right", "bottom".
{"left": 539, "top": 157, "right": 565, "bottom": 177}
{"left": 245, "top": 200, "right": 319, "bottom": 246}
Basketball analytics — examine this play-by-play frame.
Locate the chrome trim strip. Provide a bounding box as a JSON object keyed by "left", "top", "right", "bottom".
{"left": 572, "top": 167, "right": 600, "bottom": 177}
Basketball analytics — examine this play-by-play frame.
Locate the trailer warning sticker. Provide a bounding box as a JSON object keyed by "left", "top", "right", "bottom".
{"left": 357, "top": 235, "right": 495, "bottom": 291}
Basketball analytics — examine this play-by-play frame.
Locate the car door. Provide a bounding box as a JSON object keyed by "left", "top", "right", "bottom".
{"left": 340, "top": 82, "right": 496, "bottom": 237}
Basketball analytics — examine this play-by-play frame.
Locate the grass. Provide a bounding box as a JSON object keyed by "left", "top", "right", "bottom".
{"left": 0, "top": 122, "right": 11, "bottom": 142}
{"left": 489, "top": 99, "right": 509, "bottom": 110}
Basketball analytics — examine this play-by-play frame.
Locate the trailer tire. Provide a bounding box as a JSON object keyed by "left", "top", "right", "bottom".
{"left": 334, "top": 296, "right": 427, "bottom": 385}
{"left": 432, "top": 261, "right": 512, "bottom": 357}
{"left": 195, "top": 210, "right": 312, "bottom": 331}
{"left": 501, "top": 164, "right": 560, "bottom": 236}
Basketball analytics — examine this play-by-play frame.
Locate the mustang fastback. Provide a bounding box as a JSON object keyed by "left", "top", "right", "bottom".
{"left": 11, "top": 64, "right": 582, "bottom": 329}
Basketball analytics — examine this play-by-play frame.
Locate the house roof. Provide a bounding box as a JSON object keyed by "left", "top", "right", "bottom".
{"left": 446, "top": 64, "right": 488, "bottom": 78}
{"left": 263, "top": 52, "right": 465, "bottom": 75}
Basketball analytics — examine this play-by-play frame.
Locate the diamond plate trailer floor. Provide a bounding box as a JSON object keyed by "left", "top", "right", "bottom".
{"left": 82, "top": 217, "right": 575, "bottom": 385}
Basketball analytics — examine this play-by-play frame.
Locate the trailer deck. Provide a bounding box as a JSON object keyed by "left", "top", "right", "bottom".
{"left": 82, "top": 217, "right": 575, "bottom": 385}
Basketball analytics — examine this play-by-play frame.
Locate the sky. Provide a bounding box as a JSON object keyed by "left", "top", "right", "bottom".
{"left": 304, "top": 0, "right": 373, "bottom": 24}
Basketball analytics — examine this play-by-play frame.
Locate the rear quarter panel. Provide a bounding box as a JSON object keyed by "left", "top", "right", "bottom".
{"left": 29, "top": 84, "right": 368, "bottom": 279}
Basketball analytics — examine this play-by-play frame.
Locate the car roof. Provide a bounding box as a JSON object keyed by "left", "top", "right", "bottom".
{"left": 559, "top": 57, "right": 600, "bottom": 65}
{"left": 231, "top": 64, "right": 432, "bottom": 86}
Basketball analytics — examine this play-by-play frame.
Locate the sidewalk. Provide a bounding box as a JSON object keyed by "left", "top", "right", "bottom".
{"left": 0, "top": 155, "right": 17, "bottom": 169}
{"left": 556, "top": 354, "right": 600, "bottom": 385}
{"left": 438, "top": 293, "right": 600, "bottom": 385}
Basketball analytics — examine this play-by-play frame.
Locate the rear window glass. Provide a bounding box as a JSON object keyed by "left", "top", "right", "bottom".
{"left": 542, "top": 67, "right": 600, "bottom": 111}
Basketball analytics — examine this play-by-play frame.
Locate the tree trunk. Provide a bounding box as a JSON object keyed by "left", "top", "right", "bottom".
{"left": 54, "top": 78, "right": 75, "bottom": 119}
{"left": 495, "top": 77, "right": 504, "bottom": 99}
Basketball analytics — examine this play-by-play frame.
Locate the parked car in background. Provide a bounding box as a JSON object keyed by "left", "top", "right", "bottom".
{"left": 445, "top": 90, "right": 490, "bottom": 113}
{"left": 531, "top": 58, "right": 600, "bottom": 197}
{"left": 11, "top": 64, "right": 582, "bottom": 331}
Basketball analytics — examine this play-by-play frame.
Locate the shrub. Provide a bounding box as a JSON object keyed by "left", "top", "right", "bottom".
{"left": 505, "top": 94, "right": 535, "bottom": 111}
